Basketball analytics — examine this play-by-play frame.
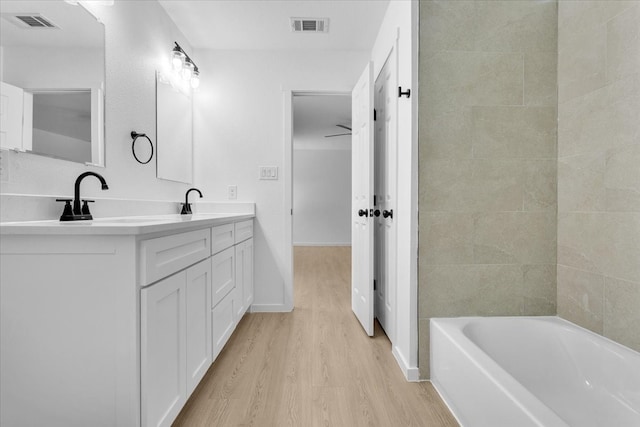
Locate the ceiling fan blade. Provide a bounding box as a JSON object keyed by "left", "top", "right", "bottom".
{"left": 324, "top": 133, "right": 352, "bottom": 138}
{"left": 336, "top": 124, "right": 352, "bottom": 131}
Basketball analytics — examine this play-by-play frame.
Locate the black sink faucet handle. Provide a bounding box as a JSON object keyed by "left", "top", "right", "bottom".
{"left": 56, "top": 199, "right": 74, "bottom": 221}
{"left": 81, "top": 200, "right": 95, "bottom": 215}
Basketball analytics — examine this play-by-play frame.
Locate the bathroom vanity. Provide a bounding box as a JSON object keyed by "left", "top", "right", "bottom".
{"left": 0, "top": 213, "right": 254, "bottom": 427}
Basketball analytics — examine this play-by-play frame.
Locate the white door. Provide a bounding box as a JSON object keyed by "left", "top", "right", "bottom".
{"left": 185, "top": 260, "right": 212, "bottom": 397}
{"left": 141, "top": 272, "right": 187, "bottom": 427}
{"left": 351, "top": 62, "right": 375, "bottom": 336}
{"left": 374, "top": 47, "right": 398, "bottom": 342}
{"left": 0, "top": 81, "right": 24, "bottom": 150}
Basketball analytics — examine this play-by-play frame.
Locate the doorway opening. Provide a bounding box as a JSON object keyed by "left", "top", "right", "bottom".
{"left": 291, "top": 93, "right": 352, "bottom": 306}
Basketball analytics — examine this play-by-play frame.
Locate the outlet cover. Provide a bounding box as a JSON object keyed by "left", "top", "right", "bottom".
{"left": 259, "top": 166, "right": 278, "bottom": 180}
{"left": 228, "top": 185, "right": 237, "bottom": 200}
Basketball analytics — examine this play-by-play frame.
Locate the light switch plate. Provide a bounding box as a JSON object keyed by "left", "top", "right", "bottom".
{"left": 259, "top": 166, "right": 278, "bottom": 180}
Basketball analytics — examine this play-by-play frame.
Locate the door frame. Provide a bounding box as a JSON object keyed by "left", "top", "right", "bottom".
{"left": 283, "top": 88, "right": 353, "bottom": 311}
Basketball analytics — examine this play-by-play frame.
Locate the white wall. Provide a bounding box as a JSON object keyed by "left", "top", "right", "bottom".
{"left": 193, "top": 49, "right": 368, "bottom": 310}
{"left": 293, "top": 147, "right": 351, "bottom": 246}
{"left": 0, "top": 1, "right": 194, "bottom": 221}
{"left": 370, "top": 0, "right": 419, "bottom": 380}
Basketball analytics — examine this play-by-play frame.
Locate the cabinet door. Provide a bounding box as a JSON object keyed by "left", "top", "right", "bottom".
{"left": 234, "top": 243, "right": 246, "bottom": 321}
{"left": 212, "top": 291, "right": 236, "bottom": 362}
{"left": 185, "top": 260, "right": 212, "bottom": 397}
{"left": 243, "top": 238, "right": 254, "bottom": 309}
{"left": 141, "top": 272, "right": 187, "bottom": 427}
{"left": 234, "top": 238, "right": 254, "bottom": 321}
{"left": 211, "top": 246, "right": 235, "bottom": 307}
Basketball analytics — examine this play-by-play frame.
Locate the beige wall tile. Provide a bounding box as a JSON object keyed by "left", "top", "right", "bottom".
{"left": 420, "top": 108, "right": 472, "bottom": 160}
{"left": 422, "top": 159, "right": 525, "bottom": 212}
{"left": 557, "top": 74, "right": 640, "bottom": 157}
{"left": 422, "top": 264, "right": 524, "bottom": 318}
{"left": 421, "top": 51, "right": 524, "bottom": 112}
{"left": 604, "top": 276, "right": 640, "bottom": 352}
{"left": 420, "top": 0, "right": 477, "bottom": 53}
{"left": 606, "top": 4, "right": 640, "bottom": 84}
{"left": 558, "top": 212, "right": 640, "bottom": 283}
{"left": 557, "top": 153, "right": 605, "bottom": 212}
{"left": 420, "top": 212, "right": 475, "bottom": 265}
{"left": 557, "top": 265, "right": 605, "bottom": 334}
{"left": 558, "top": 1, "right": 635, "bottom": 30}
{"left": 472, "top": 106, "right": 557, "bottom": 159}
{"left": 557, "top": 212, "right": 604, "bottom": 274}
{"left": 474, "top": 212, "right": 556, "bottom": 265}
{"left": 524, "top": 159, "right": 557, "bottom": 212}
{"left": 475, "top": 0, "right": 557, "bottom": 53}
{"left": 524, "top": 52, "right": 558, "bottom": 106}
{"left": 558, "top": 17, "right": 606, "bottom": 103}
{"left": 420, "top": 159, "right": 473, "bottom": 212}
{"left": 605, "top": 142, "right": 640, "bottom": 212}
{"left": 418, "top": 318, "right": 431, "bottom": 379}
{"left": 523, "top": 264, "right": 557, "bottom": 315}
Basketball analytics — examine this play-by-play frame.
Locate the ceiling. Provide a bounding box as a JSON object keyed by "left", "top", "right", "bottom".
{"left": 158, "top": 0, "right": 389, "bottom": 50}
{"left": 0, "top": 1, "right": 103, "bottom": 48}
{"left": 293, "top": 94, "right": 351, "bottom": 150}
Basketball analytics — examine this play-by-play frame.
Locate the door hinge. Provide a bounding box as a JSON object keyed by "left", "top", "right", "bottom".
{"left": 373, "top": 279, "right": 377, "bottom": 291}
{"left": 291, "top": 208, "right": 293, "bottom": 215}
{"left": 398, "top": 86, "right": 411, "bottom": 98}
{"left": 373, "top": 108, "right": 377, "bottom": 121}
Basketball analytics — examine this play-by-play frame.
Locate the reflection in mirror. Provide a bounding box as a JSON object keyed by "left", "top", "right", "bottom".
{"left": 156, "top": 71, "right": 193, "bottom": 184}
{"left": 0, "top": 0, "right": 105, "bottom": 166}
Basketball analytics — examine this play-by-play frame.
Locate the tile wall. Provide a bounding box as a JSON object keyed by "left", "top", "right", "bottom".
{"left": 418, "top": 0, "right": 558, "bottom": 378}
{"left": 557, "top": 1, "right": 640, "bottom": 352}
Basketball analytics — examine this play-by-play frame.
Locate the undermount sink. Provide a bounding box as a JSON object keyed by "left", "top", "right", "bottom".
{"left": 92, "top": 217, "right": 171, "bottom": 224}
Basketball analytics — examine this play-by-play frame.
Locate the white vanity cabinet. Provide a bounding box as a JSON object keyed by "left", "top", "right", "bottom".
{"left": 141, "top": 258, "right": 212, "bottom": 427}
{"left": 234, "top": 220, "right": 254, "bottom": 320}
{"left": 0, "top": 214, "right": 254, "bottom": 427}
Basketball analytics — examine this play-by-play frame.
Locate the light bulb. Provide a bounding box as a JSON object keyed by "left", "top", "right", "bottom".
{"left": 190, "top": 70, "right": 200, "bottom": 89}
{"left": 171, "top": 49, "right": 185, "bottom": 71}
{"left": 182, "top": 60, "right": 194, "bottom": 81}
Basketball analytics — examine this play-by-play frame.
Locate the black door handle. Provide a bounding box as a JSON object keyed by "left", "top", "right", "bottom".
{"left": 373, "top": 209, "right": 380, "bottom": 217}
{"left": 358, "top": 209, "right": 369, "bottom": 217}
{"left": 383, "top": 209, "right": 393, "bottom": 219}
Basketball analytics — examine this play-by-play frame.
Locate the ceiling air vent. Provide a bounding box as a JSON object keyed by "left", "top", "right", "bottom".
{"left": 4, "top": 14, "right": 59, "bottom": 29}
{"left": 290, "top": 17, "right": 329, "bottom": 33}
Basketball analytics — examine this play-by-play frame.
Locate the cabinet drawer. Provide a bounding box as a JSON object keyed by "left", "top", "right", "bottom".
{"left": 212, "top": 291, "right": 235, "bottom": 362}
{"left": 211, "top": 223, "right": 235, "bottom": 255}
{"left": 211, "top": 247, "right": 235, "bottom": 307}
{"left": 140, "top": 229, "right": 211, "bottom": 286}
{"left": 234, "top": 220, "right": 253, "bottom": 243}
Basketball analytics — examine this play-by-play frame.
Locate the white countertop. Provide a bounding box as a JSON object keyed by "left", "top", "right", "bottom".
{"left": 0, "top": 213, "right": 255, "bottom": 236}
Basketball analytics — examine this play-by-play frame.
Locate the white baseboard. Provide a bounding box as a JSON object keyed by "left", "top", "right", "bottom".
{"left": 392, "top": 345, "right": 420, "bottom": 382}
{"left": 293, "top": 242, "right": 351, "bottom": 247}
{"left": 250, "top": 303, "right": 293, "bottom": 313}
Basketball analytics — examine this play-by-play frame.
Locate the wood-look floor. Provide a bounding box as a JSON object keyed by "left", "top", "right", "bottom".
{"left": 173, "top": 246, "right": 458, "bottom": 426}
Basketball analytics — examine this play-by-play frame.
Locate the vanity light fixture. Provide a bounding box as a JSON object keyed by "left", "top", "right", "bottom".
{"left": 171, "top": 42, "right": 200, "bottom": 89}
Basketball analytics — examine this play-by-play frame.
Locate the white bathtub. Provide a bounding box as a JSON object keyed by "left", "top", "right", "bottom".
{"left": 430, "top": 316, "right": 640, "bottom": 427}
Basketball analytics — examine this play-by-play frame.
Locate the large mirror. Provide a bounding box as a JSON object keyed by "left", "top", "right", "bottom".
{"left": 0, "top": 0, "right": 105, "bottom": 166}
{"left": 156, "top": 71, "right": 193, "bottom": 184}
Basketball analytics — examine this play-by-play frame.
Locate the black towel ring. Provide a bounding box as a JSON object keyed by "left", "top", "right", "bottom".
{"left": 131, "top": 131, "right": 154, "bottom": 164}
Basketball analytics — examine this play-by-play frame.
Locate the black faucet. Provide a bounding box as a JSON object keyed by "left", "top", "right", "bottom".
{"left": 57, "top": 172, "right": 109, "bottom": 221}
{"left": 181, "top": 188, "right": 203, "bottom": 214}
